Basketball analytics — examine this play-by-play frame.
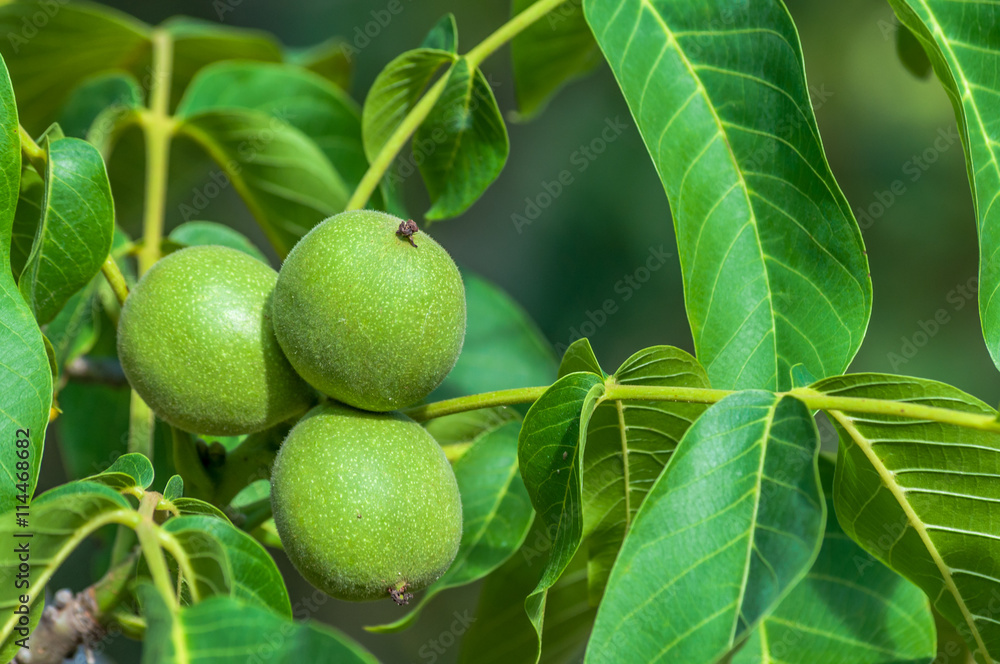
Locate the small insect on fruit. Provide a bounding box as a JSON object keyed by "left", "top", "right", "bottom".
{"left": 396, "top": 219, "right": 420, "bottom": 247}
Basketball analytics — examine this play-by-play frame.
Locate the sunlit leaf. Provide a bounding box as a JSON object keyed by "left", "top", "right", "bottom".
{"left": 587, "top": 391, "right": 824, "bottom": 663}
{"left": 732, "top": 456, "right": 936, "bottom": 664}
{"left": 583, "top": 0, "right": 871, "bottom": 391}
{"left": 809, "top": 373, "right": 1000, "bottom": 661}
{"left": 0, "top": 56, "right": 51, "bottom": 515}
{"left": 84, "top": 452, "right": 155, "bottom": 493}
{"left": 18, "top": 136, "right": 114, "bottom": 325}
{"left": 167, "top": 221, "right": 267, "bottom": 263}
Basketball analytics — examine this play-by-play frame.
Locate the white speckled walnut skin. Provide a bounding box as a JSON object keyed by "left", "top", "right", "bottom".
{"left": 272, "top": 210, "right": 466, "bottom": 412}
{"left": 270, "top": 403, "right": 462, "bottom": 601}
{"left": 117, "top": 245, "right": 313, "bottom": 435}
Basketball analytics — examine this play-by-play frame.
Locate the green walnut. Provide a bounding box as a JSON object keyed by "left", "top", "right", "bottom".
{"left": 270, "top": 403, "right": 463, "bottom": 602}
{"left": 272, "top": 210, "right": 466, "bottom": 412}
{"left": 117, "top": 245, "right": 312, "bottom": 435}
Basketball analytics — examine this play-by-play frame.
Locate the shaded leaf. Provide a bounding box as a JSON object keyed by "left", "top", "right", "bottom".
{"left": 10, "top": 166, "right": 41, "bottom": 280}
{"left": 424, "top": 407, "right": 520, "bottom": 447}
{"left": 0, "top": 56, "right": 51, "bottom": 515}
{"left": 416, "top": 57, "right": 509, "bottom": 220}
{"left": 459, "top": 538, "right": 596, "bottom": 664}
{"left": 162, "top": 16, "right": 282, "bottom": 111}
{"left": 732, "top": 456, "right": 936, "bottom": 664}
{"left": 583, "top": 0, "right": 871, "bottom": 391}
{"left": 511, "top": 0, "right": 602, "bottom": 120}
{"left": 163, "top": 515, "right": 290, "bottom": 616}
{"left": 519, "top": 372, "right": 605, "bottom": 660}
{"left": 362, "top": 48, "right": 455, "bottom": 162}
{"left": 0, "top": 483, "right": 134, "bottom": 645}
{"left": 287, "top": 38, "right": 353, "bottom": 91}
{"left": 433, "top": 271, "right": 557, "bottom": 399}
{"left": 0, "top": 2, "right": 150, "bottom": 134}
{"left": 176, "top": 61, "right": 370, "bottom": 197}
{"left": 55, "top": 381, "right": 130, "bottom": 481}
{"left": 895, "top": 22, "right": 931, "bottom": 80}
{"left": 167, "top": 221, "right": 267, "bottom": 263}
{"left": 809, "top": 373, "right": 1000, "bottom": 661}
{"left": 163, "top": 475, "right": 184, "bottom": 502}
{"left": 18, "top": 136, "right": 115, "bottom": 324}
{"left": 174, "top": 108, "right": 349, "bottom": 256}
{"left": 57, "top": 71, "right": 143, "bottom": 139}
{"left": 557, "top": 338, "right": 603, "bottom": 379}
{"left": 582, "top": 346, "right": 710, "bottom": 602}
{"left": 586, "top": 391, "right": 824, "bottom": 663}
{"left": 173, "top": 497, "right": 230, "bottom": 521}
{"left": 140, "top": 587, "right": 378, "bottom": 663}
{"left": 369, "top": 420, "right": 534, "bottom": 632}
{"left": 84, "top": 452, "right": 155, "bottom": 492}
{"left": 421, "top": 13, "right": 458, "bottom": 53}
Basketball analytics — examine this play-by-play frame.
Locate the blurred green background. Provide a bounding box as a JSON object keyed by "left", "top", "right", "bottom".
{"left": 36, "top": 0, "right": 998, "bottom": 661}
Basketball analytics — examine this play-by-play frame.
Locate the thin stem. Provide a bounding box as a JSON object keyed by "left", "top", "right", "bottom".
{"left": 17, "top": 124, "right": 46, "bottom": 172}
{"left": 137, "top": 29, "right": 174, "bottom": 276}
{"left": 101, "top": 256, "right": 129, "bottom": 305}
{"left": 403, "top": 386, "right": 547, "bottom": 421}
{"left": 136, "top": 493, "right": 176, "bottom": 609}
{"left": 407, "top": 382, "right": 1000, "bottom": 435}
{"left": 345, "top": 0, "right": 568, "bottom": 210}
{"left": 465, "top": 0, "right": 566, "bottom": 67}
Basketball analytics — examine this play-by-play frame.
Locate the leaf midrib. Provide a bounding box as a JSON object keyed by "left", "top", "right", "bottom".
{"left": 828, "top": 408, "right": 992, "bottom": 662}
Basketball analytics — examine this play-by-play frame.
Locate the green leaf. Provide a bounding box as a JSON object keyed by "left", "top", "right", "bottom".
{"left": 162, "top": 515, "right": 290, "bottom": 616}
{"left": 0, "top": 56, "right": 51, "bottom": 515}
{"left": 459, "top": 526, "right": 597, "bottom": 664}
{"left": 732, "top": 456, "right": 936, "bottom": 664}
{"left": 176, "top": 61, "right": 371, "bottom": 198}
{"left": 0, "top": 2, "right": 150, "bottom": 134}
{"left": 362, "top": 48, "right": 455, "bottom": 162}
{"left": 167, "top": 221, "right": 267, "bottom": 263}
{"left": 433, "top": 271, "right": 557, "bottom": 399}
{"left": 421, "top": 14, "right": 458, "bottom": 53}
{"left": 18, "top": 136, "right": 114, "bottom": 324}
{"left": 583, "top": 0, "right": 871, "bottom": 391}
{"left": 0, "top": 595, "right": 40, "bottom": 663}
{"left": 368, "top": 420, "right": 534, "bottom": 632}
{"left": 162, "top": 16, "right": 282, "bottom": 111}
{"left": 84, "top": 452, "right": 155, "bottom": 492}
{"left": 44, "top": 278, "right": 100, "bottom": 370}
{"left": 511, "top": 0, "right": 602, "bottom": 120}
{"left": 886, "top": 3, "right": 1000, "bottom": 380}
{"left": 173, "top": 497, "right": 230, "bottom": 521}
{"left": 140, "top": 586, "right": 379, "bottom": 663}
{"left": 287, "top": 38, "right": 353, "bottom": 91}
{"left": 810, "top": 373, "right": 1000, "bottom": 661}
{"left": 163, "top": 475, "right": 184, "bottom": 501}
{"left": 174, "top": 108, "right": 349, "bottom": 257}
{"left": 424, "top": 407, "right": 520, "bottom": 446}
{"left": 895, "top": 22, "right": 931, "bottom": 80}
{"left": 518, "top": 372, "right": 605, "bottom": 661}
{"left": 55, "top": 381, "right": 130, "bottom": 480}
{"left": 582, "top": 346, "right": 710, "bottom": 602}
{"left": 10, "top": 166, "right": 41, "bottom": 280}
{"left": 416, "top": 57, "right": 509, "bottom": 220}
{"left": 586, "top": 391, "right": 825, "bottom": 664}
{"left": 0, "top": 482, "right": 133, "bottom": 645}
{"left": 57, "top": 71, "right": 143, "bottom": 139}
{"left": 557, "top": 338, "right": 604, "bottom": 379}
